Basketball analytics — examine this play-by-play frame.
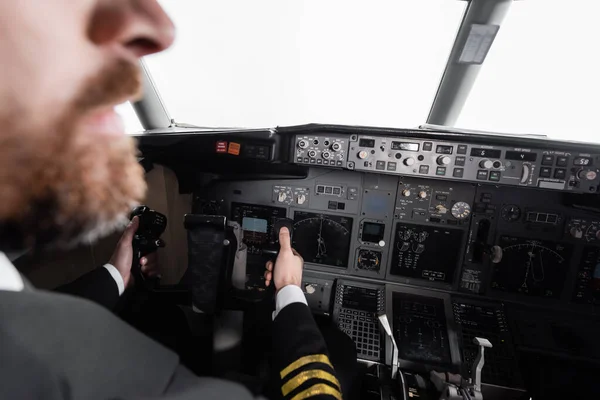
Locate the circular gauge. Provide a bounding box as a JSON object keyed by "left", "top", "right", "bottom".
{"left": 415, "top": 231, "right": 429, "bottom": 243}
{"left": 399, "top": 228, "right": 413, "bottom": 241}
{"left": 585, "top": 223, "right": 600, "bottom": 242}
{"left": 501, "top": 205, "right": 521, "bottom": 222}
{"left": 451, "top": 201, "right": 471, "bottom": 220}
{"left": 357, "top": 249, "right": 382, "bottom": 271}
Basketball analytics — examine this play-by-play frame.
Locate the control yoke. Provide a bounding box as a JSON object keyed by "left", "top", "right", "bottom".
{"left": 130, "top": 206, "right": 167, "bottom": 288}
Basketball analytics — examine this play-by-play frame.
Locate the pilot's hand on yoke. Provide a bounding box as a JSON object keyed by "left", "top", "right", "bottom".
{"left": 264, "top": 227, "right": 303, "bottom": 292}
{"left": 108, "top": 216, "right": 161, "bottom": 288}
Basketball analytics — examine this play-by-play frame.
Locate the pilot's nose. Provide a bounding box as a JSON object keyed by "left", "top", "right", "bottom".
{"left": 88, "top": 0, "right": 175, "bottom": 59}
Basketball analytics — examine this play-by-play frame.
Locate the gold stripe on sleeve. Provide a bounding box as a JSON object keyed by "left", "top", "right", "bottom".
{"left": 289, "top": 383, "right": 342, "bottom": 400}
{"left": 282, "top": 370, "right": 341, "bottom": 396}
{"left": 280, "top": 354, "right": 334, "bottom": 379}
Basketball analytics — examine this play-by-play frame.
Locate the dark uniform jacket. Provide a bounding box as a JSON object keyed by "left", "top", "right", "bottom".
{"left": 0, "top": 267, "right": 342, "bottom": 399}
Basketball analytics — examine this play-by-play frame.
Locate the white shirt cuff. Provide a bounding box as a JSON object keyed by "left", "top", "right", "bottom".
{"left": 272, "top": 285, "right": 308, "bottom": 320}
{"left": 102, "top": 264, "right": 125, "bottom": 296}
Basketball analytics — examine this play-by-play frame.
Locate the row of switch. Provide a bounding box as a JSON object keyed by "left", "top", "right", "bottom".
{"left": 542, "top": 154, "right": 569, "bottom": 167}
{"left": 540, "top": 167, "right": 567, "bottom": 180}
{"left": 297, "top": 157, "right": 344, "bottom": 166}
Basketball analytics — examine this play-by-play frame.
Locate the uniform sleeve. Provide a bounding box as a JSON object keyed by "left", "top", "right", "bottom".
{"left": 272, "top": 302, "right": 342, "bottom": 400}
{"left": 55, "top": 267, "right": 120, "bottom": 309}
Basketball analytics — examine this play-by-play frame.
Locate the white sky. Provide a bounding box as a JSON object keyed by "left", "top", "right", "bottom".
{"left": 118, "top": 0, "right": 599, "bottom": 144}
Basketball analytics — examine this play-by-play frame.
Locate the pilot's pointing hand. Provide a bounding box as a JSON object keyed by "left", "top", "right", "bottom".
{"left": 264, "top": 227, "right": 303, "bottom": 292}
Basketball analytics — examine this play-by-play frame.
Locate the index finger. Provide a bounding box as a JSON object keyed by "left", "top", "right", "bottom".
{"left": 279, "top": 227, "right": 292, "bottom": 251}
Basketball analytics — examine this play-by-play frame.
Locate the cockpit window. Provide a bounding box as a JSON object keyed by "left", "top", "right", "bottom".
{"left": 144, "top": 0, "right": 466, "bottom": 129}
{"left": 456, "top": 0, "right": 599, "bottom": 142}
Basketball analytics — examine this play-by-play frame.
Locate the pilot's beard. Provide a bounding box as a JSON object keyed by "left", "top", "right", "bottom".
{"left": 0, "top": 61, "right": 146, "bottom": 251}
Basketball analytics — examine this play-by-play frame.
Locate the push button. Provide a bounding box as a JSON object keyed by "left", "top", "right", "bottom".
{"left": 376, "top": 161, "right": 386, "bottom": 170}
{"left": 477, "top": 170, "right": 488, "bottom": 180}
{"left": 539, "top": 167, "right": 552, "bottom": 178}
{"left": 489, "top": 171, "right": 501, "bottom": 181}
{"left": 554, "top": 168, "right": 567, "bottom": 179}
{"left": 453, "top": 168, "right": 464, "bottom": 178}
{"left": 556, "top": 156, "right": 568, "bottom": 167}
{"left": 542, "top": 155, "right": 554, "bottom": 166}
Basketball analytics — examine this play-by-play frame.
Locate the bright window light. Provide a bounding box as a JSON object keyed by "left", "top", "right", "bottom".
{"left": 115, "top": 102, "right": 144, "bottom": 134}
{"left": 145, "top": 0, "right": 465, "bottom": 129}
{"left": 457, "top": 0, "right": 600, "bottom": 143}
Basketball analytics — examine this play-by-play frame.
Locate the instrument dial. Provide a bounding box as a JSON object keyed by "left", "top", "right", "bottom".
{"left": 451, "top": 202, "right": 471, "bottom": 220}
{"left": 357, "top": 249, "right": 382, "bottom": 271}
{"left": 585, "top": 223, "right": 600, "bottom": 242}
{"left": 501, "top": 205, "right": 521, "bottom": 222}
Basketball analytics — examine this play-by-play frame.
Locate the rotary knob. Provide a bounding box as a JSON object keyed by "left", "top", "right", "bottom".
{"left": 570, "top": 227, "right": 583, "bottom": 239}
{"left": 308, "top": 150, "right": 317, "bottom": 158}
{"left": 298, "top": 139, "right": 309, "bottom": 149}
{"left": 418, "top": 191, "right": 427, "bottom": 199}
{"left": 402, "top": 189, "right": 411, "bottom": 197}
{"left": 322, "top": 151, "right": 332, "bottom": 160}
{"left": 358, "top": 150, "right": 369, "bottom": 160}
{"left": 479, "top": 159, "right": 494, "bottom": 169}
{"left": 331, "top": 142, "right": 342, "bottom": 152}
{"left": 578, "top": 170, "right": 598, "bottom": 181}
{"left": 404, "top": 157, "right": 415, "bottom": 166}
{"left": 437, "top": 156, "right": 451, "bottom": 166}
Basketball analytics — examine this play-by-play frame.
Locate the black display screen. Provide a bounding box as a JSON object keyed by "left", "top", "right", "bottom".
{"left": 231, "top": 203, "right": 287, "bottom": 289}
{"left": 470, "top": 148, "right": 502, "bottom": 158}
{"left": 574, "top": 157, "right": 593, "bottom": 166}
{"left": 361, "top": 222, "right": 385, "bottom": 243}
{"left": 231, "top": 203, "right": 287, "bottom": 254}
{"left": 505, "top": 151, "right": 537, "bottom": 162}
{"left": 393, "top": 292, "right": 451, "bottom": 366}
{"left": 359, "top": 138, "right": 375, "bottom": 148}
{"left": 293, "top": 211, "right": 353, "bottom": 268}
{"left": 342, "top": 285, "right": 379, "bottom": 312}
{"left": 491, "top": 236, "right": 572, "bottom": 298}
{"left": 391, "top": 142, "right": 419, "bottom": 152}
{"left": 436, "top": 145, "right": 453, "bottom": 155}
{"left": 390, "top": 223, "right": 464, "bottom": 283}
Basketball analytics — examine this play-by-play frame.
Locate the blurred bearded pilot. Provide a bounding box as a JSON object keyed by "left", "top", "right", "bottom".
{"left": 0, "top": 1, "right": 348, "bottom": 399}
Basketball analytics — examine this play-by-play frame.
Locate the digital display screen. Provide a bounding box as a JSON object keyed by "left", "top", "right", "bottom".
{"left": 231, "top": 202, "right": 286, "bottom": 254}
{"left": 342, "top": 285, "right": 379, "bottom": 312}
{"left": 491, "top": 236, "right": 572, "bottom": 298}
{"left": 359, "top": 138, "right": 375, "bottom": 148}
{"left": 574, "top": 157, "right": 593, "bottom": 166}
{"left": 391, "top": 142, "right": 419, "bottom": 152}
{"left": 436, "top": 145, "right": 453, "bottom": 155}
{"left": 470, "top": 148, "right": 502, "bottom": 158}
{"left": 361, "top": 222, "right": 385, "bottom": 243}
{"left": 293, "top": 211, "right": 353, "bottom": 268}
{"left": 241, "top": 217, "right": 268, "bottom": 233}
{"left": 505, "top": 151, "right": 537, "bottom": 162}
{"left": 390, "top": 223, "right": 463, "bottom": 283}
{"left": 393, "top": 292, "right": 451, "bottom": 366}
